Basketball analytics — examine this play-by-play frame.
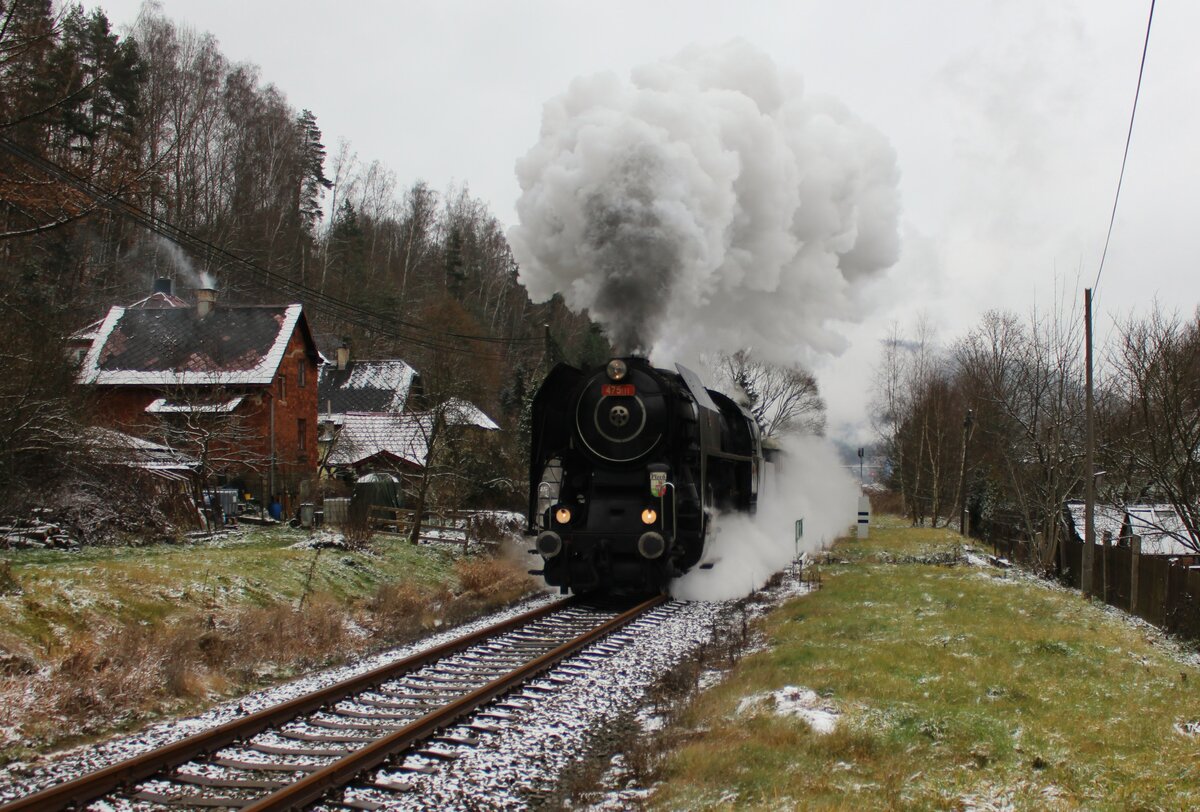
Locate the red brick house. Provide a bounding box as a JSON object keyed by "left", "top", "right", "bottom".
{"left": 77, "top": 285, "right": 321, "bottom": 505}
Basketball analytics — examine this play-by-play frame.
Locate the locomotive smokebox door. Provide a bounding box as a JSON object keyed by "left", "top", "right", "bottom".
{"left": 648, "top": 464, "right": 669, "bottom": 497}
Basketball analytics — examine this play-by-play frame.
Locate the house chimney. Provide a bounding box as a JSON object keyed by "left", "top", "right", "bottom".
{"left": 153, "top": 277, "right": 173, "bottom": 296}
{"left": 336, "top": 340, "right": 350, "bottom": 371}
{"left": 196, "top": 281, "right": 216, "bottom": 318}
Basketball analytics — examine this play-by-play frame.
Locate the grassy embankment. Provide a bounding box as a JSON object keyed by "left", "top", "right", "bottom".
{"left": 0, "top": 526, "right": 536, "bottom": 764}
{"left": 649, "top": 515, "right": 1200, "bottom": 810}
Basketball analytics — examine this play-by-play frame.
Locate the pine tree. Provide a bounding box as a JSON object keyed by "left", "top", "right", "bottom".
{"left": 295, "top": 109, "right": 332, "bottom": 234}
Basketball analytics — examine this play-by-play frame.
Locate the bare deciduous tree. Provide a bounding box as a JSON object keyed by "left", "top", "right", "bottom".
{"left": 713, "top": 350, "right": 826, "bottom": 439}
{"left": 1105, "top": 308, "right": 1200, "bottom": 551}
{"left": 954, "top": 300, "right": 1085, "bottom": 570}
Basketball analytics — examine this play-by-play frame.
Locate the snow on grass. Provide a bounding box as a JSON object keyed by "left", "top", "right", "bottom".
{"left": 736, "top": 685, "right": 840, "bottom": 734}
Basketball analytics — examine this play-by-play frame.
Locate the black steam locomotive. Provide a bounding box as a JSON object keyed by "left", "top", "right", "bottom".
{"left": 528, "top": 356, "right": 765, "bottom": 594}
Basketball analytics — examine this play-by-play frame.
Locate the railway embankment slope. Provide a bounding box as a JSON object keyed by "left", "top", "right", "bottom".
{"left": 0, "top": 526, "right": 536, "bottom": 765}
{"left": 649, "top": 515, "right": 1200, "bottom": 810}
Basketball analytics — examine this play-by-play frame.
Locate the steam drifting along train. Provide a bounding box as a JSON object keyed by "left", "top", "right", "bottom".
{"left": 528, "top": 356, "right": 766, "bottom": 594}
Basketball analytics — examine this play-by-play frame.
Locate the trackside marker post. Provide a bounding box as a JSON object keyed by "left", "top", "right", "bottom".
{"left": 793, "top": 519, "right": 804, "bottom": 578}
{"left": 857, "top": 496, "right": 871, "bottom": 539}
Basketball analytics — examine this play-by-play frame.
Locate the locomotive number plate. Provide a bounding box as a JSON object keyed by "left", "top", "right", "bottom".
{"left": 601, "top": 384, "right": 636, "bottom": 397}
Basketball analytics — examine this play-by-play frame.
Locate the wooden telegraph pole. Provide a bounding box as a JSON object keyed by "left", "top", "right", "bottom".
{"left": 1082, "top": 289, "right": 1096, "bottom": 598}
{"left": 958, "top": 409, "right": 973, "bottom": 535}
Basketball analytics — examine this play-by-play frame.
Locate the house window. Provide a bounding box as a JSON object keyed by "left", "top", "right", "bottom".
{"left": 298, "top": 418, "right": 307, "bottom": 451}
{"left": 298, "top": 358, "right": 306, "bottom": 388}
{"left": 278, "top": 374, "right": 287, "bottom": 402}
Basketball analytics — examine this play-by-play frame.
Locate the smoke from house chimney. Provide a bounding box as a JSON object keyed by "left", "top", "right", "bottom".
{"left": 336, "top": 340, "right": 350, "bottom": 371}
{"left": 196, "top": 280, "right": 216, "bottom": 318}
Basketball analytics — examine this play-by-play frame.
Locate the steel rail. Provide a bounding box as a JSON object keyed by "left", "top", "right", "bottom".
{"left": 0, "top": 598, "right": 573, "bottom": 812}
{"left": 243, "top": 594, "right": 667, "bottom": 812}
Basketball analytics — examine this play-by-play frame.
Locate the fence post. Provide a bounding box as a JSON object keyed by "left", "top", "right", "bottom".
{"left": 1164, "top": 555, "right": 1173, "bottom": 632}
{"left": 1102, "top": 530, "right": 1112, "bottom": 603}
{"left": 1130, "top": 535, "right": 1140, "bottom": 614}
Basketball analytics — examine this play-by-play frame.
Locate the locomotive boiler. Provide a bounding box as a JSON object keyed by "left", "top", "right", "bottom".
{"left": 528, "top": 356, "right": 764, "bottom": 594}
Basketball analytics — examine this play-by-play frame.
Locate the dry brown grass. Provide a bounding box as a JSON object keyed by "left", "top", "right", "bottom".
{"left": 365, "top": 580, "right": 453, "bottom": 643}
{"left": 455, "top": 555, "right": 533, "bottom": 603}
{"left": 0, "top": 547, "right": 540, "bottom": 763}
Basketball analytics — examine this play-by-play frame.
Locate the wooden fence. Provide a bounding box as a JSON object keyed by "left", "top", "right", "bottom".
{"left": 1063, "top": 535, "right": 1200, "bottom": 637}
{"left": 976, "top": 514, "right": 1200, "bottom": 641}
{"left": 366, "top": 507, "right": 491, "bottom": 550}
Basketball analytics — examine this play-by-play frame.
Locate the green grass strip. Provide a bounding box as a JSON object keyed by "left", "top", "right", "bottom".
{"left": 652, "top": 516, "right": 1200, "bottom": 810}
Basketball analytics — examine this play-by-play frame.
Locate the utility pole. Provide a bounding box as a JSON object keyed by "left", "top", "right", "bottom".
{"left": 958, "top": 409, "right": 974, "bottom": 535}
{"left": 1082, "top": 288, "right": 1095, "bottom": 598}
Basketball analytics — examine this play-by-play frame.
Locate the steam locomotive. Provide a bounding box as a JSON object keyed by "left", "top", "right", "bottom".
{"left": 528, "top": 356, "right": 765, "bottom": 594}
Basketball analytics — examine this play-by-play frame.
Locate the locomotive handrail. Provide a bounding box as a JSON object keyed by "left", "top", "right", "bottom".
{"left": 662, "top": 481, "right": 678, "bottom": 541}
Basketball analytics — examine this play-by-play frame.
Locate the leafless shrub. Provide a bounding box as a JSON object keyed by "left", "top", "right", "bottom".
{"left": 340, "top": 507, "right": 376, "bottom": 550}
{"left": 466, "top": 513, "right": 508, "bottom": 544}
{"left": 870, "top": 489, "right": 905, "bottom": 515}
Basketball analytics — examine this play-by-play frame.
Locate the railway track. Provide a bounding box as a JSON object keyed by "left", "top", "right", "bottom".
{"left": 1, "top": 595, "right": 666, "bottom": 811}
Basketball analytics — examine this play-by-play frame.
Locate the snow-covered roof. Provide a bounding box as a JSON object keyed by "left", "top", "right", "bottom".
{"left": 327, "top": 403, "right": 498, "bottom": 469}
{"left": 443, "top": 397, "right": 500, "bottom": 430}
{"left": 318, "top": 359, "right": 418, "bottom": 414}
{"left": 327, "top": 412, "right": 433, "bottom": 468}
{"left": 1065, "top": 501, "right": 1125, "bottom": 543}
{"left": 146, "top": 396, "right": 244, "bottom": 414}
{"left": 1125, "top": 506, "right": 1199, "bottom": 556}
{"left": 69, "top": 291, "right": 190, "bottom": 344}
{"left": 85, "top": 426, "right": 199, "bottom": 475}
{"left": 79, "top": 304, "right": 307, "bottom": 386}
{"left": 1065, "top": 500, "right": 1199, "bottom": 556}
{"left": 127, "top": 291, "right": 190, "bottom": 309}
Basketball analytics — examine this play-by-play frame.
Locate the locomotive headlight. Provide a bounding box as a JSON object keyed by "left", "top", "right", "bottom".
{"left": 554, "top": 506, "right": 572, "bottom": 524}
{"left": 606, "top": 359, "right": 628, "bottom": 381}
{"left": 641, "top": 508, "right": 658, "bottom": 525}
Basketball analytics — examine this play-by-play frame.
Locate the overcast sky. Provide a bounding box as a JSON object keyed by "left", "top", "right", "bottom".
{"left": 97, "top": 0, "right": 1189, "bottom": 441}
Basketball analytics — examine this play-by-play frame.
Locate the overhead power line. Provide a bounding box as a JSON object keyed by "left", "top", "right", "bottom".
{"left": 1093, "top": 0, "right": 1156, "bottom": 294}
{"left": 0, "top": 135, "right": 542, "bottom": 361}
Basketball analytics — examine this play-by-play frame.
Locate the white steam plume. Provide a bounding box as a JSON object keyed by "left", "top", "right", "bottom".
{"left": 510, "top": 40, "right": 901, "bottom": 364}
{"left": 671, "top": 435, "right": 857, "bottom": 601}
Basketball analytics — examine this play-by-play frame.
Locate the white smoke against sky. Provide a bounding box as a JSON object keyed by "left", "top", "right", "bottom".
{"left": 671, "top": 435, "right": 858, "bottom": 601}
{"left": 510, "top": 39, "right": 901, "bottom": 365}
